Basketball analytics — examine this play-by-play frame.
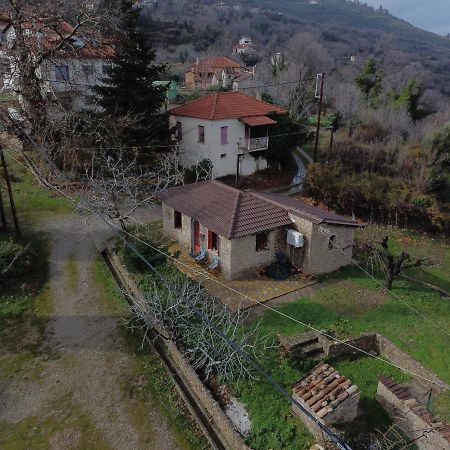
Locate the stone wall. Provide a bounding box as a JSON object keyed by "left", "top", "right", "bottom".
{"left": 376, "top": 382, "right": 450, "bottom": 450}
{"left": 288, "top": 214, "right": 355, "bottom": 275}
{"left": 376, "top": 334, "right": 449, "bottom": 397}
{"left": 162, "top": 203, "right": 235, "bottom": 279}
{"left": 228, "top": 228, "right": 286, "bottom": 280}
{"left": 325, "top": 333, "right": 378, "bottom": 359}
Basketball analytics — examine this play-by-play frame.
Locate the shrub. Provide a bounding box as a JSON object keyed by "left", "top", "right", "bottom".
{"left": 0, "top": 238, "right": 34, "bottom": 285}
{"left": 117, "top": 222, "right": 180, "bottom": 273}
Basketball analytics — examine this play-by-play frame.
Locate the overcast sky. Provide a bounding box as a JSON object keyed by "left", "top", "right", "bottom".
{"left": 364, "top": 0, "right": 450, "bottom": 35}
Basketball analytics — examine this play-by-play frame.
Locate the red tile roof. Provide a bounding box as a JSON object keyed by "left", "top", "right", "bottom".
{"left": 189, "top": 56, "right": 243, "bottom": 72}
{"left": 0, "top": 14, "right": 114, "bottom": 59}
{"left": 170, "top": 92, "right": 286, "bottom": 120}
{"left": 254, "top": 192, "right": 360, "bottom": 227}
{"left": 157, "top": 181, "right": 360, "bottom": 238}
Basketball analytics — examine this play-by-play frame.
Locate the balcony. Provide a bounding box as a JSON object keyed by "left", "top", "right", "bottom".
{"left": 238, "top": 136, "right": 269, "bottom": 152}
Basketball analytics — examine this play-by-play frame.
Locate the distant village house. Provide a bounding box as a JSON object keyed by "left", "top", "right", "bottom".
{"left": 233, "top": 36, "right": 256, "bottom": 55}
{"left": 184, "top": 56, "right": 251, "bottom": 89}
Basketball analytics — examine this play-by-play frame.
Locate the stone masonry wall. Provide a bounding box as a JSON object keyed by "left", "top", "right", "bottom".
{"left": 162, "top": 203, "right": 234, "bottom": 278}
{"left": 105, "top": 249, "right": 251, "bottom": 450}
{"left": 288, "top": 214, "right": 355, "bottom": 275}
{"left": 376, "top": 382, "right": 450, "bottom": 450}
{"left": 325, "top": 333, "right": 378, "bottom": 359}
{"left": 376, "top": 334, "right": 449, "bottom": 397}
{"left": 307, "top": 222, "right": 355, "bottom": 275}
{"left": 228, "top": 228, "right": 286, "bottom": 280}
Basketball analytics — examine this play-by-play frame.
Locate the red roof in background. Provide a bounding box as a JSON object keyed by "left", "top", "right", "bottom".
{"left": 170, "top": 92, "right": 286, "bottom": 120}
{"left": 240, "top": 115, "right": 277, "bottom": 126}
{"left": 189, "top": 56, "right": 243, "bottom": 72}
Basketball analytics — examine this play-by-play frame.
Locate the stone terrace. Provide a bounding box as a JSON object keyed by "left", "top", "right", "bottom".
{"left": 173, "top": 246, "right": 317, "bottom": 312}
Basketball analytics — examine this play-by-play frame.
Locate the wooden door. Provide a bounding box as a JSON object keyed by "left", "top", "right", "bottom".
{"left": 193, "top": 221, "right": 200, "bottom": 253}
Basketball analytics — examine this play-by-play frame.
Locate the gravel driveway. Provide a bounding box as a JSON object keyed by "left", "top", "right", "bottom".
{"left": 0, "top": 209, "right": 182, "bottom": 450}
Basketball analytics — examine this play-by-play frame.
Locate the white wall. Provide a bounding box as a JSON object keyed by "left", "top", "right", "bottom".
{"left": 171, "top": 115, "right": 267, "bottom": 178}
{"left": 1, "top": 22, "right": 111, "bottom": 112}
{"left": 41, "top": 57, "right": 109, "bottom": 111}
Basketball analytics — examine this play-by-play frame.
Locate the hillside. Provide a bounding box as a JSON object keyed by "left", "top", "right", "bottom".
{"left": 146, "top": 0, "right": 450, "bottom": 99}
{"left": 247, "top": 0, "right": 450, "bottom": 77}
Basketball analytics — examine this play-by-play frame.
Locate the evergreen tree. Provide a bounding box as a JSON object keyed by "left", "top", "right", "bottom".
{"left": 94, "top": 0, "right": 167, "bottom": 148}
{"left": 355, "top": 58, "right": 382, "bottom": 106}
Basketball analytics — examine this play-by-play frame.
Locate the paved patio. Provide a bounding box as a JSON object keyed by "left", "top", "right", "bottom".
{"left": 173, "top": 247, "right": 317, "bottom": 312}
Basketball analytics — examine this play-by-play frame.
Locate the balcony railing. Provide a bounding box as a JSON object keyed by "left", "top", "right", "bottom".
{"left": 238, "top": 136, "right": 269, "bottom": 152}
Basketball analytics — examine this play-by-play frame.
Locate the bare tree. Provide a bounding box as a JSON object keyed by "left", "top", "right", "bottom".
{"left": 359, "top": 236, "right": 425, "bottom": 290}
{"left": 0, "top": 0, "right": 119, "bottom": 171}
{"left": 83, "top": 147, "right": 211, "bottom": 230}
{"left": 130, "top": 276, "right": 268, "bottom": 381}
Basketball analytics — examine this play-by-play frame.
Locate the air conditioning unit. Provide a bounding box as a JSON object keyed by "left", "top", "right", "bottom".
{"left": 287, "top": 230, "right": 304, "bottom": 248}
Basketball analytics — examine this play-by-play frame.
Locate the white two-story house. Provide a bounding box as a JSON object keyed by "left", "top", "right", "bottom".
{"left": 0, "top": 15, "right": 114, "bottom": 112}
{"left": 169, "top": 91, "right": 286, "bottom": 178}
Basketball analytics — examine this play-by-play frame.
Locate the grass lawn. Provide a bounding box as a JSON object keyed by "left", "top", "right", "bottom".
{"left": 232, "top": 226, "right": 450, "bottom": 449}
{"left": 3, "top": 153, "right": 72, "bottom": 223}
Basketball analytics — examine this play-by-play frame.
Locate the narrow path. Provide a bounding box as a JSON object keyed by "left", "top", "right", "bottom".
{"left": 0, "top": 213, "right": 182, "bottom": 450}
{"left": 291, "top": 150, "right": 307, "bottom": 186}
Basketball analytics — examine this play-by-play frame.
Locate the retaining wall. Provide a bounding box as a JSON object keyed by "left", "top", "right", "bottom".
{"left": 104, "top": 248, "right": 251, "bottom": 450}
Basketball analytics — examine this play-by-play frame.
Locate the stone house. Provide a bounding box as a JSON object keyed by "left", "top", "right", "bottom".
{"left": 158, "top": 180, "right": 360, "bottom": 280}
{"left": 169, "top": 91, "right": 286, "bottom": 178}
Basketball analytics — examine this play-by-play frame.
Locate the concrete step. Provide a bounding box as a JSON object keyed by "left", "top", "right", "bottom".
{"left": 302, "top": 342, "right": 325, "bottom": 360}
{"left": 297, "top": 336, "right": 319, "bottom": 349}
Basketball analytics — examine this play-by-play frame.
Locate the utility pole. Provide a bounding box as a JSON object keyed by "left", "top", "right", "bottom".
{"left": 0, "top": 183, "right": 7, "bottom": 233}
{"left": 0, "top": 148, "right": 20, "bottom": 237}
{"left": 327, "top": 124, "right": 336, "bottom": 166}
{"left": 313, "top": 73, "right": 325, "bottom": 163}
{"left": 235, "top": 150, "right": 244, "bottom": 189}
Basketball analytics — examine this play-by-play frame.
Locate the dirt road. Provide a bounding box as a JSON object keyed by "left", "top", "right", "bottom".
{"left": 0, "top": 211, "right": 183, "bottom": 450}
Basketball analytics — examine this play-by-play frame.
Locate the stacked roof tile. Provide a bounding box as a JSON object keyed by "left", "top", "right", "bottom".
{"left": 169, "top": 91, "right": 286, "bottom": 120}
{"left": 292, "top": 362, "right": 360, "bottom": 420}
{"left": 157, "top": 181, "right": 360, "bottom": 239}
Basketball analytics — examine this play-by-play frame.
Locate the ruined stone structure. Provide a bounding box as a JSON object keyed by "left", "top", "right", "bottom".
{"left": 377, "top": 377, "right": 450, "bottom": 450}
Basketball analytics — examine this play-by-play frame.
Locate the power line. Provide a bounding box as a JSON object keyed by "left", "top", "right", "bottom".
{"left": 317, "top": 225, "right": 450, "bottom": 339}
{"left": 3, "top": 147, "right": 352, "bottom": 450}
{"left": 6, "top": 145, "right": 448, "bottom": 392}
{"left": 0, "top": 70, "right": 317, "bottom": 94}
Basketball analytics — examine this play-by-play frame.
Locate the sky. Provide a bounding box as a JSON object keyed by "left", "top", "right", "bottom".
{"left": 364, "top": 0, "right": 450, "bottom": 36}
